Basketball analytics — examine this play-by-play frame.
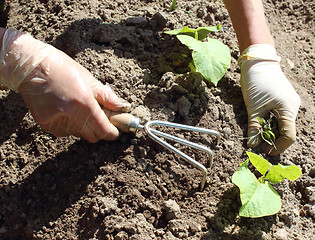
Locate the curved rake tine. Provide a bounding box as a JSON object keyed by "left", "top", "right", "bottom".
{"left": 144, "top": 120, "right": 220, "bottom": 191}
{"left": 146, "top": 121, "right": 221, "bottom": 144}
{"left": 150, "top": 129, "right": 214, "bottom": 169}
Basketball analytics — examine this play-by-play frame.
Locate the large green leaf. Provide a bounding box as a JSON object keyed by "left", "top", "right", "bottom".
{"left": 192, "top": 38, "right": 231, "bottom": 86}
{"left": 247, "top": 152, "right": 271, "bottom": 176}
{"left": 239, "top": 181, "right": 281, "bottom": 218}
{"left": 266, "top": 164, "right": 302, "bottom": 184}
{"left": 232, "top": 159, "right": 282, "bottom": 218}
{"left": 176, "top": 35, "right": 230, "bottom": 86}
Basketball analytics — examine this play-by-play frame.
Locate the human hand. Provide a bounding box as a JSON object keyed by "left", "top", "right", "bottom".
{"left": 238, "top": 44, "right": 301, "bottom": 155}
{"left": 0, "top": 28, "right": 130, "bottom": 142}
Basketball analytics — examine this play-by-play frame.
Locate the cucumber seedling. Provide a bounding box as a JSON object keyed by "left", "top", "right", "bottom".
{"left": 232, "top": 152, "right": 302, "bottom": 218}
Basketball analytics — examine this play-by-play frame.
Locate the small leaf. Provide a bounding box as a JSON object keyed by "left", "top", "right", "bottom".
{"left": 196, "top": 24, "right": 221, "bottom": 40}
{"left": 257, "top": 116, "right": 265, "bottom": 126}
{"left": 164, "top": 26, "right": 195, "bottom": 38}
{"left": 247, "top": 152, "right": 271, "bottom": 176}
{"left": 265, "top": 164, "right": 302, "bottom": 184}
{"left": 188, "top": 62, "right": 196, "bottom": 72}
{"left": 176, "top": 35, "right": 202, "bottom": 51}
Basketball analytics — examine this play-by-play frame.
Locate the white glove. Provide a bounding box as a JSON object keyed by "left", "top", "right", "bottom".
{"left": 238, "top": 44, "right": 301, "bottom": 155}
{"left": 0, "top": 28, "right": 131, "bottom": 142}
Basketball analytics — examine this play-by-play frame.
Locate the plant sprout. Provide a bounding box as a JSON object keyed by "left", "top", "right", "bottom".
{"left": 170, "top": 0, "right": 177, "bottom": 11}
{"left": 257, "top": 116, "right": 276, "bottom": 148}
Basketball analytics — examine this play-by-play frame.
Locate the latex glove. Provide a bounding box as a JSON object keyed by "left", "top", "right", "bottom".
{"left": 238, "top": 44, "right": 301, "bottom": 155}
{"left": 0, "top": 28, "right": 131, "bottom": 142}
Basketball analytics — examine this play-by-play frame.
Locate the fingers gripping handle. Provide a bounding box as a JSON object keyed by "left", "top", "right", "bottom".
{"left": 102, "top": 108, "right": 140, "bottom": 133}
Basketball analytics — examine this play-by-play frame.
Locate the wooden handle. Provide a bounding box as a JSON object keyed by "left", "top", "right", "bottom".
{"left": 102, "top": 108, "right": 140, "bottom": 133}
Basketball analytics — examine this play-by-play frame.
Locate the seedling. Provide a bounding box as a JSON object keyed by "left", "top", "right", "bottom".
{"left": 232, "top": 152, "right": 302, "bottom": 218}
{"left": 164, "top": 24, "right": 231, "bottom": 86}
{"left": 257, "top": 116, "right": 276, "bottom": 148}
{"left": 170, "top": 0, "right": 177, "bottom": 11}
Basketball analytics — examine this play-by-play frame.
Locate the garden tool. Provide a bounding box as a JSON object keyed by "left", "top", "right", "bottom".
{"left": 103, "top": 109, "right": 221, "bottom": 191}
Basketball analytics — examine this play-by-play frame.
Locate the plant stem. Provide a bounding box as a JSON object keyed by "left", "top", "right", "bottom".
{"left": 170, "top": 0, "right": 177, "bottom": 11}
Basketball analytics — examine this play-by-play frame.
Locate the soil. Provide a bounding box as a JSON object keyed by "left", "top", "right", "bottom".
{"left": 0, "top": 0, "right": 314, "bottom": 239}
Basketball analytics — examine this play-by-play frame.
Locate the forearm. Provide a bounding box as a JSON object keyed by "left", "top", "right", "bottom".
{"left": 223, "top": 0, "right": 274, "bottom": 52}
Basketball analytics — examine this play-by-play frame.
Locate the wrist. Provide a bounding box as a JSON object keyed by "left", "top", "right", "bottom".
{"left": 238, "top": 44, "right": 281, "bottom": 67}
{"left": 0, "top": 28, "right": 52, "bottom": 92}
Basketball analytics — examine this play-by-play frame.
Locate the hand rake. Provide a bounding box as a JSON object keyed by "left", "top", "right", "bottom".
{"left": 103, "top": 109, "right": 220, "bottom": 191}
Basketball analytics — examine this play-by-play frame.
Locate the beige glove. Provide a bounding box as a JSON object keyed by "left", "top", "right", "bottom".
{"left": 0, "top": 28, "right": 130, "bottom": 142}
{"left": 238, "top": 44, "right": 301, "bottom": 155}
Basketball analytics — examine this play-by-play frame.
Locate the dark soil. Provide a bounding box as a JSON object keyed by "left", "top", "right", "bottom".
{"left": 0, "top": 0, "right": 314, "bottom": 239}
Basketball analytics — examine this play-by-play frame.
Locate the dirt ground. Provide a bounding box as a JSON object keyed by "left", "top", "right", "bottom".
{"left": 0, "top": 0, "right": 314, "bottom": 239}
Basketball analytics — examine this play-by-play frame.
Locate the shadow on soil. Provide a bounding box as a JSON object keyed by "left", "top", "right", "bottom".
{"left": 202, "top": 187, "right": 275, "bottom": 240}
{"left": 52, "top": 17, "right": 214, "bottom": 125}
{"left": 0, "top": 92, "right": 28, "bottom": 145}
{"left": 0, "top": 139, "right": 130, "bottom": 239}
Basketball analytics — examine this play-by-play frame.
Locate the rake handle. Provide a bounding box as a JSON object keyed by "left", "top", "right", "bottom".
{"left": 102, "top": 108, "right": 140, "bottom": 133}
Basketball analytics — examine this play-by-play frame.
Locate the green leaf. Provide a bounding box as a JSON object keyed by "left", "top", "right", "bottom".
{"left": 239, "top": 181, "right": 281, "bottom": 218}
{"left": 176, "top": 35, "right": 202, "bottom": 51}
{"left": 170, "top": 0, "right": 177, "bottom": 11}
{"left": 265, "top": 164, "right": 302, "bottom": 184}
{"left": 164, "top": 26, "right": 195, "bottom": 38}
{"left": 247, "top": 152, "right": 271, "bottom": 176}
{"left": 196, "top": 24, "right": 221, "bottom": 40}
{"left": 192, "top": 38, "right": 231, "bottom": 86}
{"left": 232, "top": 159, "right": 281, "bottom": 218}
{"left": 232, "top": 159, "right": 259, "bottom": 205}
{"left": 165, "top": 24, "right": 221, "bottom": 40}
{"left": 257, "top": 116, "right": 265, "bottom": 126}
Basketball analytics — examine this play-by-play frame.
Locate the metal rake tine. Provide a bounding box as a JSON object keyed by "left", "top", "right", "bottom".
{"left": 149, "top": 128, "right": 214, "bottom": 169}
{"left": 144, "top": 120, "right": 220, "bottom": 191}
{"left": 145, "top": 121, "right": 221, "bottom": 144}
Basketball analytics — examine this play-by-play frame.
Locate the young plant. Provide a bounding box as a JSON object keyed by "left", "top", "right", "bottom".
{"left": 164, "top": 24, "right": 231, "bottom": 86}
{"left": 232, "top": 152, "right": 302, "bottom": 218}
{"left": 170, "top": 0, "right": 177, "bottom": 11}
{"left": 257, "top": 116, "right": 276, "bottom": 148}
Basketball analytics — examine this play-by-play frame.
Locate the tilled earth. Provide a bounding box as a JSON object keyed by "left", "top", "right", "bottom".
{"left": 0, "top": 0, "right": 314, "bottom": 239}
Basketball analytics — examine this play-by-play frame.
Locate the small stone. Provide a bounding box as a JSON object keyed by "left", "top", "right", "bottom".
{"left": 126, "top": 17, "right": 148, "bottom": 26}
{"left": 176, "top": 96, "right": 191, "bottom": 117}
{"left": 274, "top": 229, "right": 288, "bottom": 240}
{"left": 305, "top": 186, "right": 315, "bottom": 203}
{"left": 309, "top": 167, "right": 315, "bottom": 178}
{"left": 164, "top": 199, "right": 181, "bottom": 221}
{"left": 0, "top": 226, "right": 7, "bottom": 234}
{"left": 150, "top": 12, "right": 167, "bottom": 29}
{"left": 287, "top": 58, "right": 295, "bottom": 69}
{"left": 224, "top": 140, "right": 234, "bottom": 150}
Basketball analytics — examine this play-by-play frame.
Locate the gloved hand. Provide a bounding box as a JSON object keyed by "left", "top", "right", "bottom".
{"left": 238, "top": 44, "right": 301, "bottom": 155}
{"left": 0, "top": 28, "right": 131, "bottom": 143}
